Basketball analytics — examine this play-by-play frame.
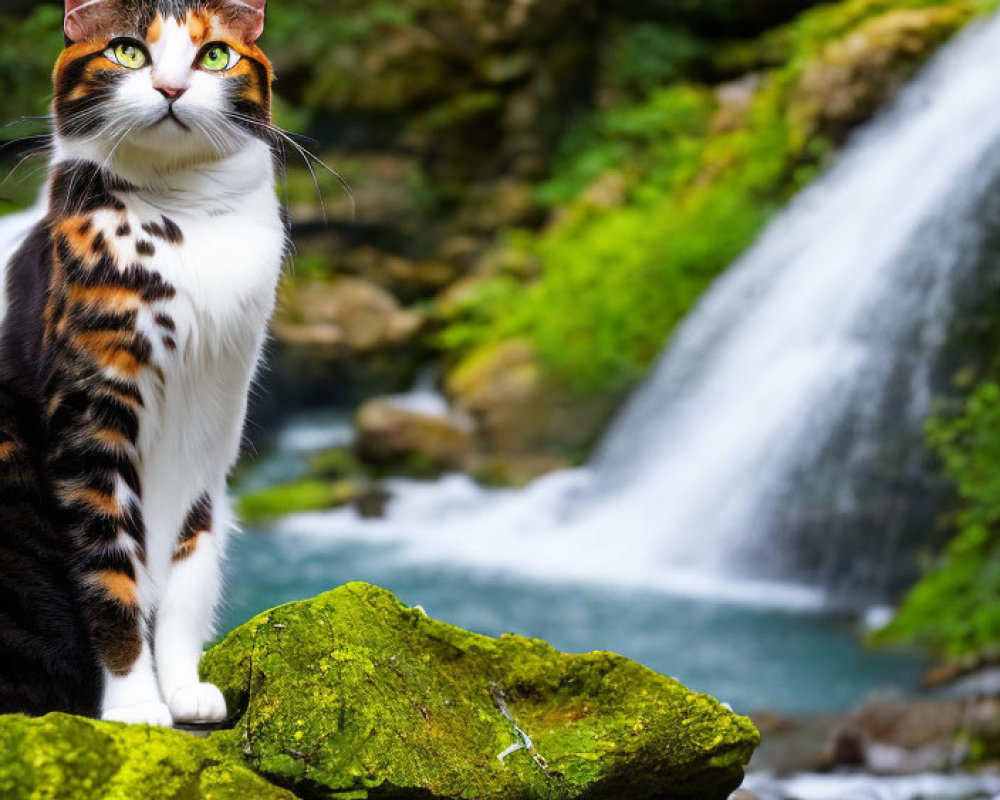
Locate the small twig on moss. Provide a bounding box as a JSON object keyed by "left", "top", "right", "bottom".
{"left": 489, "top": 683, "right": 548, "bottom": 773}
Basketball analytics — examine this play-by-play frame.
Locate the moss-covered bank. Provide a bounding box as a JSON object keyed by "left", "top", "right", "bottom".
{"left": 0, "top": 714, "right": 294, "bottom": 800}
{"left": 0, "top": 585, "right": 758, "bottom": 800}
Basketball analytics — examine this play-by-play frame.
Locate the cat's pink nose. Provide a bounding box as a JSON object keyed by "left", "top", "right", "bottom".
{"left": 156, "top": 85, "right": 187, "bottom": 102}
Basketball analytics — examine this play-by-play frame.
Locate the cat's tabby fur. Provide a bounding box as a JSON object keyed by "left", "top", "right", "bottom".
{"left": 0, "top": 0, "right": 284, "bottom": 726}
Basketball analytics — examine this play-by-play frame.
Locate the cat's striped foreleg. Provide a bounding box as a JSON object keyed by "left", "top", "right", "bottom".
{"left": 53, "top": 452, "right": 170, "bottom": 725}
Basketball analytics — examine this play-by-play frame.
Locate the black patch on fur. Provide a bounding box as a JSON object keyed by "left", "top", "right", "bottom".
{"left": 160, "top": 216, "right": 183, "bottom": 244}
{"left": 154, "top": 313, "right": 175, "bottom": 332}
{"left": 49, "top": 162, "right": 133, "bottom": 217}
{"left": 135, "top": 240, "right": 155, "bottom": 257}
{"left": 0, "top": 385, "right": 102, "bottom": 717}
{"left": 0, "top": 223, "right": 53, "bottom": 401}
{"left": 140, "top": 216, "right": 182, "bottom": 245}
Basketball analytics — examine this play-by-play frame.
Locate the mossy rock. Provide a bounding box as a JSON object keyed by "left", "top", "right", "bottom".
{"left": 201, "top": 583, "right": 759, "bottom": 800}
{"left": 0, "top": 714, "right": 294, "bottom": 800}
{"left": 236, "top": 479, "right": 364, "bottom": 524}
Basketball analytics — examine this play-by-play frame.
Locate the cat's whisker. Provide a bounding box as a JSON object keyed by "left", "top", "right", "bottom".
{"left": 1, "top": 146, "right": 52, "bottom": 189}
{"left": 99, "top": 123, "right": 139, "bottom": 175}
{"left": 227, "top": 113, "right": 355, "bottom": 222}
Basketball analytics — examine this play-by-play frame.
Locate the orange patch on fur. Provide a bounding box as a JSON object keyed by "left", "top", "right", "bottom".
{"left": 72, "top": 332, "right": 144, "bottom": 377}
{"left": 0, "top": 440, "right": 19, "bottom": 461}
{"left": 229, "top": 58, "right": 266, "bottom": 102}
{"left": 57, "top": 217, "right": 105, "bottom": 266}
{"left": 65, "top": 57, "right": 118, "bottom": 100}
{"left": 238, "top": 42, "right": 273, "bottom": 80}
{"left": 54, "top": 42, "right": 106, "bottom": 81}
{"left": 73, "top": 330, "right": 128, "bottom": 353}
{"left": 102, "top": 349, "right": 144, "bottom": 377}
{"left": 94, "top": 428, "right": 132, "bottom": 450}
{"left": 75, "top": 488, "right": 121, "bottom": 516}
{"left": 172, "top": 530, "right": 206, "bottom": 562}
{"left": 186, "top": 10, "right": 211, "bottom": 45}
{"left": 67, "top": 285, "right": 142, "bottom": 311}
{"left": 147, "top": 14, "right": 164, "bottom": 44}
{"left": 93, "top": 570, "right": 138, "bottom": 606}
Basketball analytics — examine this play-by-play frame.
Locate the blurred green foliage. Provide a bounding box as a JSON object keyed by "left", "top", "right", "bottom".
{"left": 601, "top": 24, "right": 709, "bottom": 100}
{"left": 0, "top": 5, "right": 62, "bottom": 128}
{"left": 881, "top": 383, "right": 1000, "bottom": 661}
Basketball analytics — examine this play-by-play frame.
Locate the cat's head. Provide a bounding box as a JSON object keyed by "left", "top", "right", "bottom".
{"left": 54, "top": 0, "right": 272, "bottom": 165}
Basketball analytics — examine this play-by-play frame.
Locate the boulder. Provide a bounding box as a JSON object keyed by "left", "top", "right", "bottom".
{"left": 201, "top": 583, "right": 760, "bottom": 800}
{"left": 345, "top": 246, "right": 460, "bottom": 303}
{"left": 354, "top": 397, "right": 477, "bottom": 472}
{"left": 0, "top": 714, "right": 293, "bottom": 800}
{"left": 446, "top": 341, "right": 619, "bottom": 457}
{"left": 275, "top": 277, "right": 424, "bottom": 355}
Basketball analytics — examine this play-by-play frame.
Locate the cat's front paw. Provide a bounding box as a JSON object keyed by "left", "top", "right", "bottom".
{"left": 169, "top": 682, "right": 227, "bottom": 723}
{"left": 103, "top": 701, "right": 174, "bottom": 727}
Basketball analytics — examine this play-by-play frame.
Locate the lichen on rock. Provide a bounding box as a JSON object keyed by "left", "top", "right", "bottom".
{"left": 201, "top": 582, "right": 759, "bottom": 800}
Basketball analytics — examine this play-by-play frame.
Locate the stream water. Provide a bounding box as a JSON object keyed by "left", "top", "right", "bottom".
{"left": 229, "top": 410, "right": 929, "bottom": 717}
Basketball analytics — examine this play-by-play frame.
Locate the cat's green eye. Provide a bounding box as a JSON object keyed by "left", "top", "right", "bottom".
{"left": 107, "top": 42, "right": 147, "bottom": 70}
{"left": 201, "top": 44, "right": 238, "bottom": 72}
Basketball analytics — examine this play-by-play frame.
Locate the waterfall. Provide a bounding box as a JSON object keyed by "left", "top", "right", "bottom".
{"left": 584, "top": 11, "right": 1000, "bottom": 601}
{"left": 278, "top": 11, "right": 1000, "bottom": 609}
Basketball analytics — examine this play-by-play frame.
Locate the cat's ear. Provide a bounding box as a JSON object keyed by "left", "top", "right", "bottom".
{"left": 227, "top": 0, "right": 268, "bottom": 43}
{"left": 64, "top": 0, "right": 109, "bottom": 43}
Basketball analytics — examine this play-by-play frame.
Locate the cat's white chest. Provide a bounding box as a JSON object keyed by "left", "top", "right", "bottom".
{"left": 117, "top": 173, "right": 285, "bottom": 578}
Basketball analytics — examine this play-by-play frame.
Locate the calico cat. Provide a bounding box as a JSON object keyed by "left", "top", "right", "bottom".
{"left": 0, "top": 0, "right": 285, "bottom": 725}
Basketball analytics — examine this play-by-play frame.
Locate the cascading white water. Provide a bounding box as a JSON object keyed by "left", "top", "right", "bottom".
{"left": 583, "top": 10, "right": 1000, "bottom": 598}
{"left": 282, "top": 11, "right": 1000, "bottom": 608}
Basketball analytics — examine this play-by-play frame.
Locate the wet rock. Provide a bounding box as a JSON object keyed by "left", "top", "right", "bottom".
{"left": 751, "top": 694, "right": 1000, "bottom": 777}
{"left": 446, "top": 341, "right": 619, "bottom": 457}
{"left": 471, "top": 453, "right": 573, "bottom": 487}
{"left": 345, "top": 246, "right": 460, "bottom": 303}
{"left": 354, "top": 483, "right": 393, "bottom": 518}
{"left": 355, "top": 396, "right": 477, "bottom": 472}
{"left": 445, "top": 340, "right": 551, "bottom": 454}
{"left": 201, "top": 583, "right": 760, "bottom": 800}
{"left": 275, "top": 277, "right": 424, "bottom": 355}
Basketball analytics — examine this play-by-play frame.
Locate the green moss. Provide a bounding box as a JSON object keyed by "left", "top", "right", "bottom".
{"left": 0, "top": 714, "right": 294, "bottom": 800}
{"left": 236, "top": 479, "right": 361, "bottom": 524}
{"left": 0, "top": 5, "right": 64, "bottom": 210}
{"left": 201, "top": 583, "right": 758, "bottom": 800}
